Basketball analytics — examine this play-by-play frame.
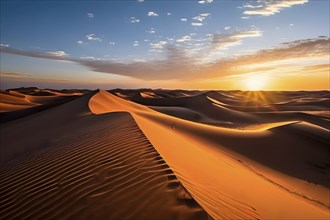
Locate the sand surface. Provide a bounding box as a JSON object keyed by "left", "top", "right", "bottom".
{"left": 1, "top": 88, "right": 329, "bottom": 219}
{"left": 0, "top": 90, "right": 207, "bottom": 219}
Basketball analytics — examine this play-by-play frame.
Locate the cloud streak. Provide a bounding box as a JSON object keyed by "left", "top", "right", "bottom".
{"left": 211, "top": 30, "right": 262, "bottom": 50}
{"left": 1, "top": 37, "right": 328, "bottom": 81}
{"left": 46, "top": 51, "right": 68, "bottom": 57}
{"left": 243, "top": 0, "right": 309, "bottom": 16}
{"left": 198, "top": 0, "right": 213, "bottom": 4}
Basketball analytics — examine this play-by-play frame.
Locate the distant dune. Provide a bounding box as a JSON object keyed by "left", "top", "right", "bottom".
{"left": 0, "top": 88, "right": 329, "bottom": 219}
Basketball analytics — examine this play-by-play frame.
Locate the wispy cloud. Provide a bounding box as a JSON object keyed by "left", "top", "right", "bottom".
{"left": 108, "top": 41, "right": 116, "bottom": 45}
{"left": 193, "top": 13, "right": 210, "bottom": 22}
{"left": 198, "top": 0, "right": 213, "bottom": 4}
{"left": 148, "top": 11, "right": 159, "bottom": 17}
{"left": 176, "top": 35, "right": 191, "bottom": 43}
{"left": 150, "top": 41, "right": 167, "bottom": 49}
{"left": 224, "top": 26, "right": 231, "bottom": 30}
{"left": 87, "top": 12, "right": 94, "bottom": 18}
{"left": 1, "top": 37, "right": 328, "bottom": 81}
{"left": 146, "top": 28, "right": 156, "bottom": 34}
{"left": 303, "top": 64, "right": 329, "bottom": 73}
{"left": 211, "top": 31, "right": 262, "bottom": 50}
{"left": 130, "top": 17, "right": 140, "bottom": 23}
{"left": 0, "top": 71, "right": 32, "bottom": 78}
{"left": 77, "top": 40, "right": 84, "bottom": 45}
{"left": 86, "top": 34, "right": 102, "bottom": 42}
{"left": 192, "top": 22, "right": 203, "bottom": 26}
{"left": 0, "top": 46, "right": 70, "bottom": 61}
{"left": 46, "top": 51, "right": 68, "bottom": 57}
{"left": 181, "top": 18, "right": 187, "bottom": 22}
{"left": 243, "top": 4, "right": 263, "bottom": 9}
{"left": 133, "top": 41, "right": 139, "bottom": 47}
{"left": 243, "top": 0, "right": 309, "bottom": 16}
{"left": 137, "top": 0, "right": 144, "bottom": 2}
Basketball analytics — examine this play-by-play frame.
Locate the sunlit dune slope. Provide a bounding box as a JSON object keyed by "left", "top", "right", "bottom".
{"left": 0, "top": 90, "right": 208, "bottom": 219}
{"left": 89, "top": 89, "right": 329, "bottom": 220}
{"left": 0, "top": 88, "right": 84, "bottom": 113}
{"left": 0, "top": 90, "right": 38, "bottom": 112}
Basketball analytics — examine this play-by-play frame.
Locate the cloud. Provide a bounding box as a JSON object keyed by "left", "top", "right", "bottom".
{"left": 130, "top": 17, "right": 140, "bottom": 23}
{"left": 0, "top": 46, "right": 71, "bottom": 62}
{"left": 137, "top": 0, "right": 144, "bottom": 2}
{"left": 148, "top": 11, "right": 159, "bottom": 17}
{"left": 146, "top": 28, "right": 156, "bottom": 34}
{"left": 86, "top": 34, "right": 102, "bottom": 42}
{"left": 224, "top": 26, "right": 231, "bottom": 30}
{"left": 192, "top": 13, "right": 210, "bottom": 22}
{"left": 0, "top": 71, "right": 32, "bottom": 78}
{"left": 243, "top": 4, "right": 263, "bottom": 9}
{"left": 176, "top": 35, "right": 191, "bottom": 43}
{"left": 243, "top": 0, "right": 309, "bottom": 16}
{"left": 241, "top": 16, "right": 250, "bottom": 19}
{"left": 109, "top": 41, "right": 116, "bottom": 45}
{"left": 150, "top": 41, "right": 167, "bottom": 49}
{"left": 87, "top": 13, "right": 94, "bottom": 18}
{"left": 77, "top": 40, "right": 84, "bottom": 45}
{"left": 214, "top": 37, "right": 330, "bottom": 75}
{"left": 191, "top": 22, "right": 203, "bottom": 26}
{"left": 167, "top": 12, "right": 171, "bottom": 15}
{"left": 133, "top": 41, "right": 139, "bottom": 47}
{"left": 46, "top": 51, "right": 68, "bottom": 57}
{"left": 80, "top": 56, "right": 97, "bottom": 60}
{"left": 181, "top": 18, "right": 187, "bottom": 22}
{"left": 303, "top": 64, "right": 329, "bottom": 73}
{"left": 198, "top": 0, "right": 213, "bottom": 4}
{"left": 210, "top": 30, "right": 263, "bottom": 52}
{"left": 0, "top": 43, "right": 9, "bottom": 47}
{"left": 1, "top": 37, "right": 328, "bottom": 81}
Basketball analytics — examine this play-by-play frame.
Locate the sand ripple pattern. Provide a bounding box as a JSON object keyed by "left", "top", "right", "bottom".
{"left": 0, "top": 113, "right": 207, "bottom": 220}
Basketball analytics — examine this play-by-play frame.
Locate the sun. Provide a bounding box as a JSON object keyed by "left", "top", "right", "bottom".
{"left": 244, "top": 75, "right": 268, "bottom": 91}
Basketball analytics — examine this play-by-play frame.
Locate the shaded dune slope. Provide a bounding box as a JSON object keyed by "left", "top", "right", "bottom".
{"left": 124, "top": 91, "right": 259, "bottom": 126}
{"left": 0, "top": 91, "right": 208, "bottom": 219}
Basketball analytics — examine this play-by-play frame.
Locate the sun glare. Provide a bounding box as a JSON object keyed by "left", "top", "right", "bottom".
{"left": 244, "top": 75, "right": 268, "bottom": 91}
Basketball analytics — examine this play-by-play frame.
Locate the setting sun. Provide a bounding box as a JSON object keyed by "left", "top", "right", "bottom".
{"left": 244, "top": 75, "right": 268, "bottom": 91}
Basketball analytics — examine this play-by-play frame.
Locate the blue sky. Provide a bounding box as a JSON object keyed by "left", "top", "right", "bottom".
{"left": 0, "top": 0, "right": 329, "bottom": 90}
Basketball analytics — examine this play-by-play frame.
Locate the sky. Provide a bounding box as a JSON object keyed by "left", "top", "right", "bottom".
{"left": 0, "top": 0, "right": 329, "bottom": 90}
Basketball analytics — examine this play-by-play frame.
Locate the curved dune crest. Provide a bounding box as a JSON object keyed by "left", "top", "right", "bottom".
{"left": 89, "top": 90, "right": 329, "bottom": 220}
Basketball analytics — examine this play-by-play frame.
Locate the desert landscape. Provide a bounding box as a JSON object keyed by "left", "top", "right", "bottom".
{"left": 1, "top": 0, "right": 329, "bottom": 219}
{"left": 0, "top": 87, "right": 329, "bottom": 219}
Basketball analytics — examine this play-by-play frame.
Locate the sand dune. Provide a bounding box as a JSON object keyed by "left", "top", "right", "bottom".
{"left": 0, "top": 91, "right": 208, "bottom": 219}
{"left": 123, "top": 92, "right": 260, "bottom": 127}
{"left": 0, "top": 90, "right": 38, "bottom": 112}
{"left": 89, "top": 90, "right": 329, "bottom": 219}
{"left": 0, "top": 88, "right": 86, "bottom": 123}
{"left": 1, "top": 88, "right": 329, "bottom": 219}
{"left": 0, "top": 88, "right": 85, "bottom": 113}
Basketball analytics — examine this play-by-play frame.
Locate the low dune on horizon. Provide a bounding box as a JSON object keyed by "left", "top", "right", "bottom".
{"left": 0, "top": 87, "right": 329, "bottom": 219}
